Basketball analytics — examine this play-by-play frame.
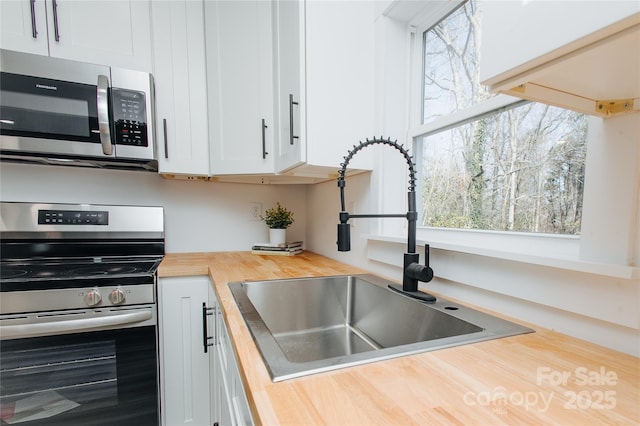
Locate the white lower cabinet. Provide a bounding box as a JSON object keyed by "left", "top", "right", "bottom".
{"left": 159, "top": 276, "right": 253, "bottom": 426}
{"left": 216, "top": 308, "right": 253, "bottom": 425}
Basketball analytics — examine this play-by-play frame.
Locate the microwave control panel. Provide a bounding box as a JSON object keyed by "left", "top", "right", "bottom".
{"left": 111, "top": 88, "right": 148, "bottom": 147}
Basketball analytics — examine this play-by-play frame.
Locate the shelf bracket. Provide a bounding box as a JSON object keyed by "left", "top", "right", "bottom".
{"left": 595, "top": 98, "right": 636, "bottom": 116}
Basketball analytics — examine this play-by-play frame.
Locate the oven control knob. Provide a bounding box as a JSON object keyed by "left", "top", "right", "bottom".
{"left": 84, "top": 288, "right": 103, "bottom": 306}
{"left": 109, "top": 287, "right": 126, "bottom": 305}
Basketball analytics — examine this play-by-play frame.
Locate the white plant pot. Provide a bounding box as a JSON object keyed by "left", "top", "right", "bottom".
{"left": 269, "top": 228, "right": 286, "bottom": 245}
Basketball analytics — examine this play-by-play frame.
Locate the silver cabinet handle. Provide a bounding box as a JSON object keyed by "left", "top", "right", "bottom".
{"left": 163, "top": 118, "right": 169, "bottom": 159}
{"left": 261, "top": 118, "right": 268, "bottom": 159}
{"left": 0, "top": 310, "right": 152, "bottom": 339}
{"left": 289, "top": 94, "right": 299, "bottom": 145}
{"left": 30, "top": 0, "right": 37, "bottom": 38}
{"left": 97, "top": 74, "right": 112, "bottom": 155}
{"left": 52, "top": 0, "right": 60, "bottom": 42}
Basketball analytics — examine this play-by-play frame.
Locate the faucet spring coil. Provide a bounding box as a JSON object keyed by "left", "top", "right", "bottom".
{"left": 338, "top": 136, "right": 417, "bottom": 192}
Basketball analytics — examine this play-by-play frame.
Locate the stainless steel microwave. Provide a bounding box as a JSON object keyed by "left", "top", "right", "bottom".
{"left": 0, "top": 49, "right": 157, "bottom": 171}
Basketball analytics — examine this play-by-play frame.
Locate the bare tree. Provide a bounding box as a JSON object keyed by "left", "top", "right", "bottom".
{"left": 419, "top": 0, "right": 587, "bottom": 235}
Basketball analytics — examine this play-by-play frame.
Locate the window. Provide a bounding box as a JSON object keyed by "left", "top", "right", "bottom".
{"left": 414, "top": 0, "right": 587, "bottom": 235}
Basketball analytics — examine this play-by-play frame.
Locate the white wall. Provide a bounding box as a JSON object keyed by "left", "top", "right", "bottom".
{"left": 580, "top": 114, "right": 640, "bottom": 266}
{"left": 0, "top": 163, "right": 307, "bottom": 253}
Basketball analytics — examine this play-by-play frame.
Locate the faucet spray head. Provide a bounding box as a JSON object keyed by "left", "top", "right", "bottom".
{"left": 337, "top": 223, "right": 351, "bottom": 251}
{"left": 337, "top": 211, "right": 351, "bottom": 251}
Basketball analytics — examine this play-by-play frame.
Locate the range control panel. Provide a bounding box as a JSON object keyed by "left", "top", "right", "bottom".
{"left": 112, "top": 88, "right": 148, "bottom": 147}
{"left": 38, "top": 210, "right": 109, "bottom": 225}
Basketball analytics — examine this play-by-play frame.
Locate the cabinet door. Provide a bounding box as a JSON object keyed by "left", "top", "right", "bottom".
{"left": 214, "top": 350, "right": 234, "bottom": 426}
{"left": 206, "top": 0, "right": 275, "bottom": 175}
{"left": 273, "top": 0, "right": 375, "bottom": 175}
{"left": 215, "top": 301, "right": 236, "bottom": 425}
{"left": 230, "top": 361, "right": 253, "bottom": 425}
{"left": 45, "top": 0, "right": 152, "bottom": 71}
{"left": 209, "top": 291, "right": 220, "bottom": 425}
{"left": 151, "top": 0, "right": 210, "bottom": 176}
{"left": 159, "top": 276, "right": 211, "bottom": 426}
{"left": 274, "top": 0, "right": 305, "bottom": 172}
{"left": 303, "top": 0, "right": 374, "bottom": 170}
{"left": 0, "top": 0, "right": 49, "bottom": 55}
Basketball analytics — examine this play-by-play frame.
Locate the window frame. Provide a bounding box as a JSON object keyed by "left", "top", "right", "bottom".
{"left": 410, "top": 1, "right": 579, "bottom": 250}
{"left": 374, "top": 0, "right": 640, "bottom": 276}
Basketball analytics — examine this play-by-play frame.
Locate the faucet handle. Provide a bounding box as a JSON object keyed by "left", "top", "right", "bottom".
{"left": 392, "top": 248, "right": 436, "bottom": 303}
{"left": 405, "top": 244, "right": 434, "bottom": 283}
{"left": 422, "top": 243, "right": 433, "bottom": 282}
{"left": 406, "top": 261, "right": 433, "bottom": 282}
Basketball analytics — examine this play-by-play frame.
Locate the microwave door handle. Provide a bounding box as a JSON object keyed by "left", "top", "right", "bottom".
{"left": 97, "top": 74, "right": 113, "bottom": 155}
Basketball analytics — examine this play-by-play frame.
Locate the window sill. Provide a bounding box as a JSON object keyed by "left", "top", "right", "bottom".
{"left": 366, "top": 232, "right": 639, "bottom": 280}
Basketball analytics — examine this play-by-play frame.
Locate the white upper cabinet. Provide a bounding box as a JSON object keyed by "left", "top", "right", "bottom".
{"left": 151, "top": 0, "right": 210, "bottom": 177}
{"left": 480, "top": 1, "right": 640, "bottom": 117}
{"left": 201, "top": 0, "right": 375, "bottom": 183}
{"left": 0, "top": 0, "right": 152, "bottom": 72}
{"left": 0, "top": 0, "right": 49, "bottom": 55}
{"left": 274, "top": 0, "right": 304, "bottom": 173}
{"left": 206, "top": 0, "right": 275, "bottom": 175}
{"left": 274, "top": 0, "right": 375, "bottom": 178}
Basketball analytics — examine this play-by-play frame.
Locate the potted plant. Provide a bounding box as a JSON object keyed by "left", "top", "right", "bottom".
{"left": 261, "top": 202, "right": 294, "bottom": 245}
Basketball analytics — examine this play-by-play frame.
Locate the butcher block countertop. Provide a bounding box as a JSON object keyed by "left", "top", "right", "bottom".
{"left": 159, "top": 252, "right": 640, "bottom": 425}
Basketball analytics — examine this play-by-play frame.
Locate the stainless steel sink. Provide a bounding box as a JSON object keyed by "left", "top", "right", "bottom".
{"left": 229, "top": 274, "right": 533, "bottom": 381}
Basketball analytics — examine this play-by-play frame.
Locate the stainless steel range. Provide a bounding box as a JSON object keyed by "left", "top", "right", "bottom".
{"left": 0, "top": 202, "right": 164, "bottom": 426}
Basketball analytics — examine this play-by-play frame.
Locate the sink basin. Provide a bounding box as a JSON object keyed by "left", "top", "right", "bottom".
{"left": 229, "top": 274, "right": 533, "bottom": 381}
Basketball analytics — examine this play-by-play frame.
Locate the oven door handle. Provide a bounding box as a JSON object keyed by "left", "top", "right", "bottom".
{"left": 1, "top": 310, "right": 153, "bottom": 339}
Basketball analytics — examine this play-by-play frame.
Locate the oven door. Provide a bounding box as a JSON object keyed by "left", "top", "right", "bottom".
{"left": 0, "top": 308, "right": 158, "bottom": 426}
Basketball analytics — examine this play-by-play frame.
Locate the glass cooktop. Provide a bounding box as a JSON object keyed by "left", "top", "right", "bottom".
{"left": 0, "top": 257, "right": 163, "bottom": 282}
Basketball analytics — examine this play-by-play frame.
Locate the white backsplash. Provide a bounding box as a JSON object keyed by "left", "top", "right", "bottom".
{"left": 0, "top": 163, "right": 307, "bottom": 253}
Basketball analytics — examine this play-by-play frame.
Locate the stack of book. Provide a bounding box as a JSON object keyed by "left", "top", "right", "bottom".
{"left": 251, "top": 241, "right": 303, "bottom": 256}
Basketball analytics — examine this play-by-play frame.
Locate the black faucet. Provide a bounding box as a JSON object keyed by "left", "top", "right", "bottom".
{"left": 337, "top": 137, "right": 436, "bottom": 303}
